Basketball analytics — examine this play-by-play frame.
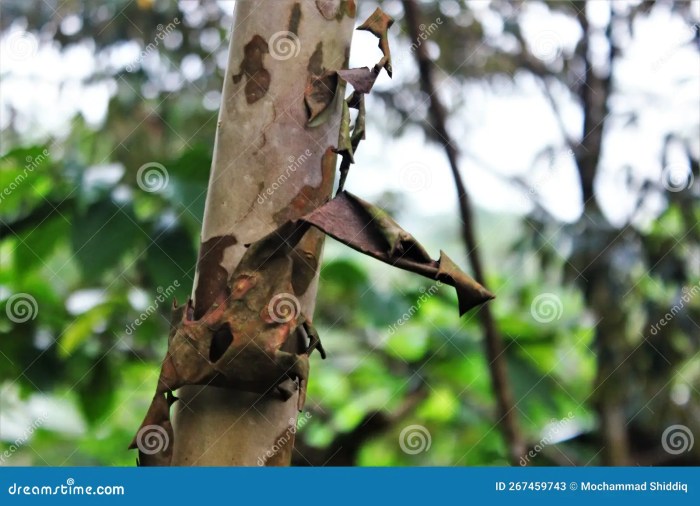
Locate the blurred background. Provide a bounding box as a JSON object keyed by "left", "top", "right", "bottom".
{"left": 0, "top": 0, "right": 698, "bottom": 466}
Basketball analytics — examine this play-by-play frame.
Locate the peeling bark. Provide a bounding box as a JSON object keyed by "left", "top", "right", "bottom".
{"left": 168, "top": 0, "right": 355, "bottom": 467}
{"left": 132, "top": 2, "right": 493, "bottom": 467}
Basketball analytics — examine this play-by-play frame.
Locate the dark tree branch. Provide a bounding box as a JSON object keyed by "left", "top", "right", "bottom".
{"left": 292, "top": 387, "right": 427, "bottom": 466}
{"left": 571, "top": 1, "right": 630, "bottom": 466}
{"left": 402, "top": 0, "right": 526, "bottom": 465}
{"left": 0, "top": 198, "right": 72, "bottom": 241}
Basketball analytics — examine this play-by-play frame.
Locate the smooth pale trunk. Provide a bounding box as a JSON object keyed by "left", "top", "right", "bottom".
{"left": 172, "top": 0, "right": 354, "bottom": 466}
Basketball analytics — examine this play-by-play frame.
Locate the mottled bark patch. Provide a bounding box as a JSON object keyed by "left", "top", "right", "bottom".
{"left": 193, "top": 235, "right": 238, "bottom": 319}
{"left": 288, "top": 3, "right": 302, "bottom": 35}
{"left": 307, "top": 42, "right": 324, "bottom": 76}
{"left": 232, "top": 35, "right": 270, "bottom": 104}
{"left": 273, "top": 147, "right": 336, "bottom": 225}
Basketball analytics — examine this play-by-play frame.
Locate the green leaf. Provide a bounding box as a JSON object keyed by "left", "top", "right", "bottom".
{"left": 418, "top": 387, "right": 459, "bottom": 422}
{"left": 143, "top": 223, "right": 196, "bottom": 303}
{"left": 60, "top": 304, "right": 113, "bottom": 357}
{"left": 15, "top": 216, "right": 70, "bottom": 274}
{"left": 385, "top": 324, "right": 430, "bottom": 362}
{"left": 76, "top": 357, "right": 117, "bottom": 424}
{"left": 70, "top": 199, "right": 143, "bottom": 279}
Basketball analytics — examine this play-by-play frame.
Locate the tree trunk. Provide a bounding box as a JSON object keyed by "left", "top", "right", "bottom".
{"left": 171, "top": 0, "right": 355, "bottom": 466}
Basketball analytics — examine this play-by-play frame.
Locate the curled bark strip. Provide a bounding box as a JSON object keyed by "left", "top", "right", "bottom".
{"left": 334, "top": 9, "right": 392, "bottom": 192}
{"left": 304, "top": 70, "right": 339, "bottom": 125}
{"left": 131, "top": 223, "right": 325, "bottom": 466}
{"left": 131, "top": 190, "right": 492, "bottom": 465}
{"left": 297, "top": 192, "right": 494, "bottom": 315}
{"left": 337, "top": 67, "right": 379, "bottom": 94}
{"left": 131, "top": 7, "right": 490, "bottom": 467}
{"left": 357, "top": 7, "right": 394, "bottom": 77}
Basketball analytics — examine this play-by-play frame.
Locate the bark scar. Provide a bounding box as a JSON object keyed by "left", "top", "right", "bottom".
{"left": 232, "top": 35, "right": 271, "bottom": 104}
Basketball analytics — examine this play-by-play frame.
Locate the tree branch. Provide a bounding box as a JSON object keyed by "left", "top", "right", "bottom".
{"left": 402, "top": 0, "right": 526, "bottom": 465}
